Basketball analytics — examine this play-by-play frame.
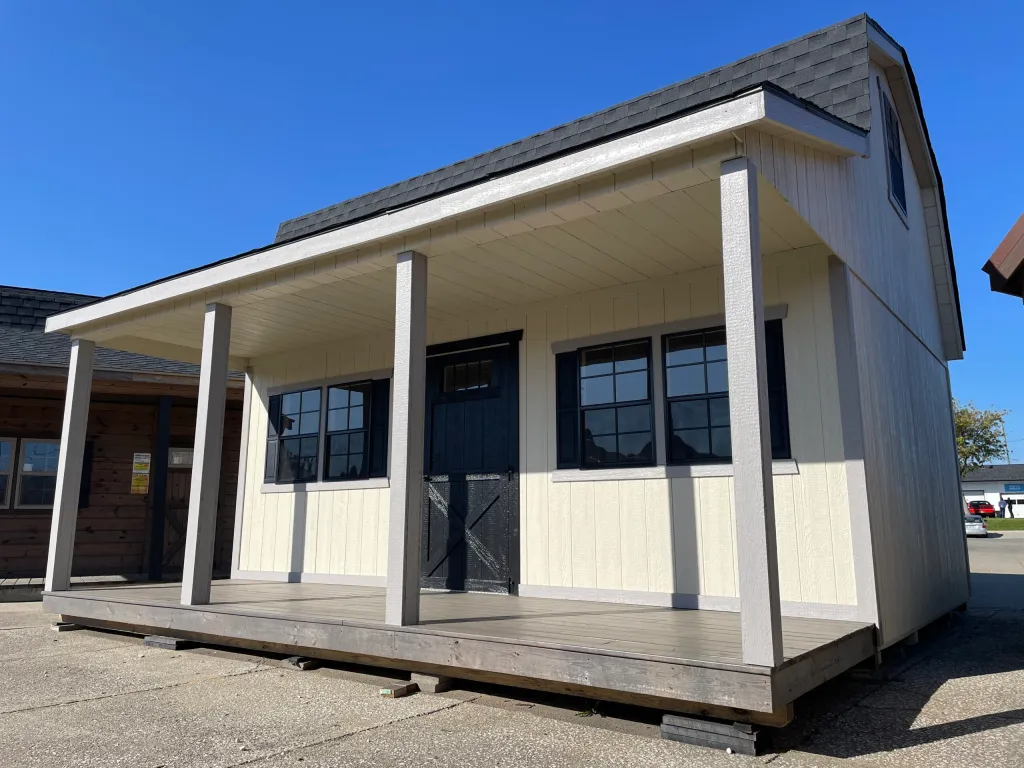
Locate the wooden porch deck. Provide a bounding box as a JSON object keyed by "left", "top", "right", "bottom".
{"left": 43, "top": 580, "right": 875, "bottom": 724}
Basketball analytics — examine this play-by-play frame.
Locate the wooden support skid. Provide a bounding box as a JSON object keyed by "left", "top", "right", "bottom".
{"left": 411, "top": 673, "right": 455, "bottom": 693}
{"left": 51, "top": 622, "right": 83, "bottom": 632}
{"left": 144, "top": 635, "right": 194, "bottom": 651}
{"left": 661, "top": 714, "right": 760, "bottom": 755}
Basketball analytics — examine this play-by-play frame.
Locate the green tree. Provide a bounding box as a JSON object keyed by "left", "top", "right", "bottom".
{"left": 952, "top": 399, "right": 1009, "bottom": 476}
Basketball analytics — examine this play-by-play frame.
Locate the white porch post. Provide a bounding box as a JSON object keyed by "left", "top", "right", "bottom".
{"left": 44, "top": 339, "right": 95, "bottom": 592}
{"left": 181, "top": 303, "right": 232, "bottom": 606}
{"left": 385, "top": 250, "right": 428, "bottom": 626}
{"left": 720, "top": 157, "right": 783, "bottom": 667}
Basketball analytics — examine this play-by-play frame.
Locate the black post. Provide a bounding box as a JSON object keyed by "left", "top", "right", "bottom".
{"left": 148, "top": 396, "right": 172, "bottom": 581}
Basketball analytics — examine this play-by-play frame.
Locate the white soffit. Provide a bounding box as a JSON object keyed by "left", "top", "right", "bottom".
{"left": 47, "top": 86, "right": 866, "bottom": 337}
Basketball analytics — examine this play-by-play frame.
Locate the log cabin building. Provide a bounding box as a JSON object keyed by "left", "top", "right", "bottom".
{"left": 0, "top": 286, "right": 241, "bottom": 583}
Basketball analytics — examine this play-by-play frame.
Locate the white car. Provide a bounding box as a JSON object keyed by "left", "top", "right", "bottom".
{"left": 964, "top": 514, "right": 988, "bottom": 538}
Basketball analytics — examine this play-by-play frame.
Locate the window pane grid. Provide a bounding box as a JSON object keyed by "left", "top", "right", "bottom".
{"left": 324, "top": 382, "right": 371, "bottom": 481}
{"left": 269, "top": 387, "right": 321, "bottom": 483}
{"left": 17, "top": 440, "right": 60, "bottom": 507}
{"left": 443, "top": 360, "right": 492, "bottom": 392}
{"left": 665, "top": 330, "right": 732, "bottom": 464}
{"left": 579, "top": 340, "right": 653, "bottom": 468}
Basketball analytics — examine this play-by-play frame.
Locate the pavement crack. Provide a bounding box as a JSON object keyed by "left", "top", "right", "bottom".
{"left": 0, "top": 664, "right": 270, "bottom": 716}
{"left": 226, "top": 695, "right": 482, "bottom": 767}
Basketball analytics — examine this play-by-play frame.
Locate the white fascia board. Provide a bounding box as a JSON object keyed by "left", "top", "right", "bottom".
{"left": 760, "top": 90, "right": 869, "bottom": 158}
{"left": 46, "top": 86, "right": 863, "bottom": 337}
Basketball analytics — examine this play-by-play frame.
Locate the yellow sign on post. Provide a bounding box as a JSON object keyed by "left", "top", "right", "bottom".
{"left": 131, "top": 452, "right": 152, "bottom": 495}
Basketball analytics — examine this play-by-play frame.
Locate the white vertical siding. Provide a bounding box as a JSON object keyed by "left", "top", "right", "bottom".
{"left": 742, "top": 64, "right": 947, "bottom": 364}
{"left": 235, "top": 252, "right": 856, "bottom": 609}
{"left": 238, "top": 335, "right": 394, "bottom": 578}
{"left": 743, "top": 66, "right": 967, "bottom": 639}
{"left": 847, "top": 274, "right": 968, "bottom": 645}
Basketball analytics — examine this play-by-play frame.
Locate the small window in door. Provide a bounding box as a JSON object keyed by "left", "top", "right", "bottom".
{"left": 443, "top": 360, "right": 493, "bottom": 392}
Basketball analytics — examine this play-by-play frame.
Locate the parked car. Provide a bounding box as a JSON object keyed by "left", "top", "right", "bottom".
{"left": 964, "top": 515, "right": 988, "bottom": 538}
{"left": 967, "top": 500, "right": 997, "bottom": 518}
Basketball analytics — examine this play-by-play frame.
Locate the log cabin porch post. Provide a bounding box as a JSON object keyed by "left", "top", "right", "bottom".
{"left": 181, "top": 303, "right": 232, "bottom": 606}
{"left": 44, "top": 338, "right": 96, "bottom": 592}
{"left": 720, "top": 157, "right": 784, "bottom": 667}
{"left": 385, "top": 250, "right": 428, "bottom": 626}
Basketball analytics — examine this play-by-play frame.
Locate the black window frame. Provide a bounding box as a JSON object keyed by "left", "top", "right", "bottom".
{"left": 662, "top": 328, "right": 732, "bottom": 465}
{"left": 265, "top": 378, "right": 391, "bottom": 486}
{"left": 662, "top": 320, "right": 791, "bottom": 466}
{"left": 880, "top": 85, "right": 907, "bottom": 217}
{"left": 576, "top": 338, "right": 656, "bottom": 470}
{"left": 265, "top": 387, "right": 322, "bottom": 485}
{"left": 323, "top": 380, "right": 373, "bottom": 482}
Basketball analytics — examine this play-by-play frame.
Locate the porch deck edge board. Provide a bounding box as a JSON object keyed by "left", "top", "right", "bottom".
{"left": 41, "top": 588, "right": 771, "bottom": 674}
{"left": 42, "top": 590, "right": 783, "bottom": 712}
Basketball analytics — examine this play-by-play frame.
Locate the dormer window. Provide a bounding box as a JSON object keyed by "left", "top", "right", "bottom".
{"left": 881, "top": 89, "right": 907, "bottom": 215}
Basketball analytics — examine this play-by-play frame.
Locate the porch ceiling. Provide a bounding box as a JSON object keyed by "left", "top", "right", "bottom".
{"left": 89, "top": 173, "right": 824, "bottom": 362}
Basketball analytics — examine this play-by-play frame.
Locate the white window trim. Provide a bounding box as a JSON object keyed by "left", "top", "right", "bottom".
{"left": 264, "top": 367, "right": 393, "bottom": 492}
{"left": 552, "top": 459, "right": 799, "bottom": 483}
{"left": 261, "top": 477, "right": 389, "bottom": 494}
{"left": 14, "top": 438, "right": 60, "bottom": 510}
{"left": 0, "top": 436, "right": 16, "bottom": 508}
{"left": 550, "top": 306, "right": 788, "bottom": 356}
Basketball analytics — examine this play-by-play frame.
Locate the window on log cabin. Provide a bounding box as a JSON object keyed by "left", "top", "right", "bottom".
{"left": 16, "top": 439, "right": 60, "bottom": 508}
{"left": 0, "top": 437, "right": 13, "bottom": 507}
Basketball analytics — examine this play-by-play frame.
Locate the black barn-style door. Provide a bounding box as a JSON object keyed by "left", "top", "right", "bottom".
{"left": 421, "top": 333, "right": 520, "bottom": 593}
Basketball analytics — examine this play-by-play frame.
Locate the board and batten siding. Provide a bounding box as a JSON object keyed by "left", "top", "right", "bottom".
{"left": 237, "top": 338, "right": 394, "bottom": 580}
{"left": 236, "top": 250, "right": 857, "bottom": 609}
{"left": 738, "top": 65, "right": 966, "bottom": 641}
{"left": 847, "top": 273, "right": 969, "bottom": 646}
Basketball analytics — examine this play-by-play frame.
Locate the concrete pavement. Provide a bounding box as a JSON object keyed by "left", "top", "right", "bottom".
{"left": 968, "top": 530, "right": 1024, "bottom": 609}
{"left": 1, "top": 536, "right": 1022, "bottom": 767}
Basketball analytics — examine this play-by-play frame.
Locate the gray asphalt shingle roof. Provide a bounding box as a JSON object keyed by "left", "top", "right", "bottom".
{"left": 0, "top": 286, "right": 95, "bottom": 331}
{"left": 0, "top": 286, "right": 202, "bottom": 376}
{"left": 275, "top": 13, "right": 876, "bottom": 244}
{"left": 962, "top": 465, "right": 1024, "bottom": 483}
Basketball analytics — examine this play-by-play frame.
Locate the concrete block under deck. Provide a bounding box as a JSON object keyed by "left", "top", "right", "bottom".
{"left": 42, "top": 580, "right": 874, "bottom": 726}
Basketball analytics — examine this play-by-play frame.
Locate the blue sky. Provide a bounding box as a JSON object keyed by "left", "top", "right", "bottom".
{"left": 2, "top": 1, "right": 1022, "bottom": 456}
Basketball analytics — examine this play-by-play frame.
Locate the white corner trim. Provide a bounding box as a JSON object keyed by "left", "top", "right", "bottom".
{"left": 550, "top": 305, "right": 789, "bottom": 355}
{"left": 516, "top": 584, "right": 861, "bottom": 621}
{"left": 261, "top": 477, "right": 389, "bottom": 494}
{"left": 230, "top": 368, "right": 254, "bottom": 574}
{"left": 550, "top": 459, "right": 799, "bottom": 483}
{"left": 230, "top": 569, "right": 386, "bottom": 588}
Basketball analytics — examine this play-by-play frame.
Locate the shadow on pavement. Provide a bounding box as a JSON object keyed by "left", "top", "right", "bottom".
{"left": 773, "top": 597, "right": 1024, "bottom": 760}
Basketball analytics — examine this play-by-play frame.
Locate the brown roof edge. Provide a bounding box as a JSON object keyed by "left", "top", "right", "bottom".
{"left": 983, "top": 213, "right": 1024, "bottom": 299}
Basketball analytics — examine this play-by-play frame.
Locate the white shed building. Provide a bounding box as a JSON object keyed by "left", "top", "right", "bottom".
{"left": 37, "top": 14, "right": 968, "bottom": 732}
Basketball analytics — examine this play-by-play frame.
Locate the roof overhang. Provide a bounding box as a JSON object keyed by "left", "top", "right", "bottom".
{"left": 45, "top": 86, "right": 866, "bottom": 341}
{"left": 983, "top": 213, "right": 1024, "bottom": 301}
